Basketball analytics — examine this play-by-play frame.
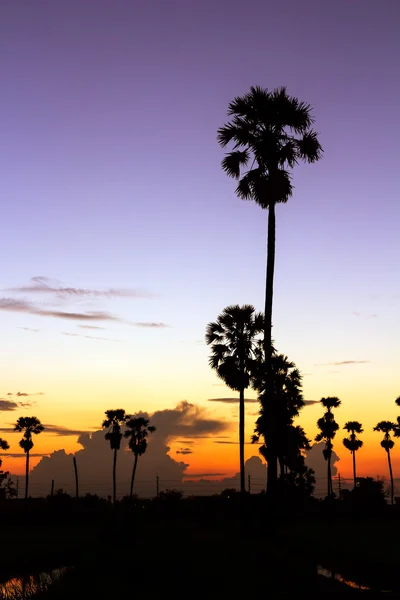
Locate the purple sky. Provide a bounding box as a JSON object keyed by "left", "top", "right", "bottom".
{"left": 0, "top": 0, "right": 399, "bottom": 451}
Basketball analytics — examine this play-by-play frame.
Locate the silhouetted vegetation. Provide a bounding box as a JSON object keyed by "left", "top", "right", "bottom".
{"left": 124, "top": 416, "right": 156, "bottom": 498}
{"left": 218, "top": 86, "right": 322, "bottom": 502}
{"left": 206, "top": 304, "right": 263, "bottom": 493}
{"left": 102, "top": 409, "right": 127, "bottom": 504}
{"left": 315, "top": 397, "right": 341, "bottom": 497}
{"left": 342, "top": 421, "right": 363, "bottom": 489}
{"left": 374, "top": 420, "right": 396, "bottom": 505}
{"left": 14, "top": 417, "right": 44, "bottom": 499}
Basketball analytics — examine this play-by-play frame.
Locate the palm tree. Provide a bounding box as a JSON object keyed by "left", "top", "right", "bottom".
{"left": 124, "top": 417, "right": 156, "bottom": 499}
{"left": 253, "top": 352, "right": 308, "bottom": 482}
{"left": 374, "top": 420, "right": 396, "bottom": 505}
{"left": 14, "top": 417, "right": 44, "bottom": 499}
{"left": 205, "top": 304, "right": 263, "bottom": 494}
{"left": 102, "top": 409, "right": 127, "bottom": 504}
{"left": 394, "top": 396, "right": 400, "bottom": 436}
{"left": 218, "top": 86, "right": 323, "bottom": 500}
{"left": 342, "top": 421, "right": 363, "bottom": 489}
{"left": 315, "top": 397, "right": 341, "bottom": 497}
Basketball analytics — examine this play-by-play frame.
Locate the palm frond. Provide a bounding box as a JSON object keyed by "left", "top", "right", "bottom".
{"left": 295, "top": 130, "right": 323, "bottom": 163}
{"left": 221, "top": 150, "right": 250, "bottom": 179}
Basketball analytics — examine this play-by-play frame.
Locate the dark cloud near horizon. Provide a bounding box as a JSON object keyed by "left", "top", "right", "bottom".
{"left": 176, "top": 448, "right": 193, "bottom": 455}
{"left": 0, "top": 399, "right": 19, "bottom": 411}
{"left": 208, "top": 397, "right": 258, "bottom": 404}
{"left": 315, "top": 360, "right": 370, "bottom": 366}
{"left": 44, "top": 424, "right": 93, "bottom": 437}
{"left": 0, "top": 452, "right": 48, "bottom": 458}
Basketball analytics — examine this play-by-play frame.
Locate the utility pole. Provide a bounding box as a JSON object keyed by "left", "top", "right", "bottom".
{"left": 156, "top": 474, "right": 159, "bottom": 498}
{"left": 248, "top": 473, "right": 251, "bottom": 494}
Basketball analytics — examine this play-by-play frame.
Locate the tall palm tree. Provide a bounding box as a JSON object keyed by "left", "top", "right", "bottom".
{"left": 394, "top": 396, "right": 400, "bottom": 436}
{"left": 124, "top": 416, "right": 156, "bottom": 499}
{"left": 315, "top": 397, "right": 341, "bottom": 497}
{"left": 14, "top": 417, "right": 44, "bottom": 499}
{"left": 374, "top": 420, "right": 396, "bottom": 505}
{"left": 218, "top": 86, "right": 323, "bottom": 500}
{"left": 342, "top": 421, "right": 363, "bottom": 490}
{"left": 102, "top": 409, "right": 128, "bottom": 504}
{"left": 205, "top": 304, "right": 263, "bottom": 494}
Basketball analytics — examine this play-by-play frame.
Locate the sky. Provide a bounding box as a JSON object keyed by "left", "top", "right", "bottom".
{"left": 0, "top": 0, "right": 399, "bottom": 489}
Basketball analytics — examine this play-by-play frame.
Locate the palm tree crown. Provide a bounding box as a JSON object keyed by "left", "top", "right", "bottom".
{"left": 205, "top": 304, "right": 263, "bottom": 390}
{"left": 14, "top": 417, "right": 44, "bottom": 452}
{"left": 0, "top": 438, "right": 9, "bottom": 451}
{"left": 102, "top": 409, "right": 127, "bottom": 450}
{"left": 124, "top": 417, "right": 156, "bottom": 456}
{"left": 374, "top": 421, "right": 396, "bottom": 452}
{"left": 217, "top": 86, "right": 323, "bottom": 207}
{"left": 343, "top": 421, "right": 363, "bottom": 453}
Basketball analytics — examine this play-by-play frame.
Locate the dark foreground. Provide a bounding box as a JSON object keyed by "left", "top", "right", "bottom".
{"left": 1, "top": 494, "right": 400, "bottom": 598}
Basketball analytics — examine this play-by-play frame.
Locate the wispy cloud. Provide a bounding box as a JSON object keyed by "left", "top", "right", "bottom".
{"left": 303, "top": 400, "right": 319, "bottom": 405}
{"left": 7, "top": 276, "right": 151, "bottom": 299}
{"left": 0, "top": 452, "right": 48, "bottom": 458}
{"left": 353, "top": 311, "right": 378, "bottom": 318}
{"left": 183, "top": 472, "right": 227, "bottom": 478}
{"left": 315, "top": 360, "right": 370, "bottom": 366}
{"left": 61, "top": 332, "right": 121, "bottom": 342}
{"left": 0, "top": 399, "right": 19, "bottom": 412}
{"left": 7, "top": 391, "right": 44, "bottom": 397}
{"left": 0, "top": 298, "right": 121, "bottom": 322}
{"left": 208, "top": 397, "right": 258, "bottom": 404}
{"left": 78, "top": 325, "right": 105, "bottom": 330}
{"left": 133, "top": 322, "right": 169, "bottom": 328}
{"left": 0, "top": 423, "right": 92, "bottom": 436}
{"left": 18, "top": 326, "right": 39, "bottom": 333}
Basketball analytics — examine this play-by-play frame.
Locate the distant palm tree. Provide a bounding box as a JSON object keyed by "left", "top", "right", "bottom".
{"left": 218, "top": 86, "right": 322, "bottom": 500}
{"left": 374, "top": 420, "right": 396, "bottom": 505}
{"left": 0, "top": 438, "right": 9, "bottom": 452}
{"left": 102, "top": 409, "right": 128, "bottom": 504}
{"left": 315, "top": 397, "right": 341, "bottom": 497}
{"left": 14, "top": 417, "right": 44, "bottom": 499}
{"left": 342, "top": 421, "right": 363, "bottom": 489}
{"left": 206, "top": 304, "right": 263, "bottom": 494}
{"left": 394, "top": 396, "right": 400, "bottom": 436}
{"left": 124, "top": 417, "right": 156, "bottom": 499}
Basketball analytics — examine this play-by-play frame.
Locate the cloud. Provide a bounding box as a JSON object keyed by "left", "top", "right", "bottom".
{"left": 78, "top": 325, "right": 105, "bottom": 330}
{"left": 0, "top": 453, "right": 48, "bottom": 458}
{"left": 303, "top": 400, "right": 319, "bottom": 405}
{"left": 214, "top": 440, "right": 261, "bottom": 445}
{"left": 0, "top": 298, "right": 120, "bottom": 322}
{"left": 183, "top": 473, "right": 227, "bottom": 478}
{"left": 132, "top": 322, "right": 168, "bottom": 328}
{"left": 43, "top": 424, "right": 94, "bottom": 437}
{"left": 315, "top": 360, "right": 370, "bottom": 366}
{"left": 0, "top": 399, "right": 19, "bottom": 411}
{"left": 7, "top": 276, "right": 151, "bottom": 299}
{"left": 208, "top": 397, "right": 258, "bottom": 404}
{"left": 16, "top": 402, "right": 233, "bottom": 498}
{"left": 352, "top": 311, "right": 378, "bottom": 318}
{"left": 176, "top": 448, "right": 193, "bottom": 455}
{"left": 304, "top": 442, "right": 340, "bottom": 481}
{"left": 61, "top": 332, "right": 121, "bottom": 342}
{"left": 18, "top": 327, "right": 39, "bottom": 332}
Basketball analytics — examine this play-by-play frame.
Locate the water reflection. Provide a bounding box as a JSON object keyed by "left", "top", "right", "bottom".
{"left": 0, "top": 567, "right": 68, "bottom": 599}
{"left": 318, "top": 565, "right": 392, "bottom": 593}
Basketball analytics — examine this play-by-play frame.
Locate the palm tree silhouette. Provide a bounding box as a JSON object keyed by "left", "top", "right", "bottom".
{"left": 102, "top": 409, "right": 127, "bottom": 504}
{"left": 374, "top": 420, "right": 396, "bottom": 505}
{"left": 218, "top": 86, "right": 322, "bottom": 500}
{"left": 315, "top": 397, "right": 341, "bottom": 497}
{"left": 342, "top": 421, "right": 363, "bottom": 490}
{"left": 253, "top": 352, "right": 308, "bottom": 481}
{"left": 0, "top": 438, "right": 9, "bottom": 452}
{"left": 124, "top": 416, "right": 156, "bottom": 499}
{"left": 14, "top": 417, "right": 44, "bottom": 499}
{"left": 206, "top": 304, "right": 263, "bottom": 494}
{"left": 394, "top": 396, "right": 400, "bottom": 436}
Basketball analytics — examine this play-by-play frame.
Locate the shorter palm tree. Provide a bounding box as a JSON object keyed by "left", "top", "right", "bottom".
{"left": 342, "top": 421, "right": 363, "bottom": 489}
{"left": 124, "top": 417, "right": 156, "bottom": 498}
{"left": 102, "top": 409, "right": 127, "bottom": 504}
{"left": 14, "top": 417, "right": 44, "bottom": 499}
{"left": 315, "top": 397, "right": 341, "bottom": 497}
{"left": 394, "top": 396, "right": 400, "bottom": 436}
{"left": 374, "top": 420, "right": 396, "bottom": 505}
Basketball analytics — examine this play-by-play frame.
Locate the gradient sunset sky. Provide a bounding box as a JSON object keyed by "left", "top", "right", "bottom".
{"left": 1, "top": 0, "right": 399, "bottom": 482}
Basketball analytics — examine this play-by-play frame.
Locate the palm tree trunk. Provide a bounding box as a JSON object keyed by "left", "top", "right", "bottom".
{"left": 387, "top": 449, "right": 394, "bottom": 505}
{"left": 113, "top": 447, "right": 117, "bottom": 504}
{"left": 264, "top": 201, "right": 277, "bottom": 502}
{"left": 352, "top": 450, "right": 357, "bottom": 490}
{"left": 25, "top": 450, "right": 29, "bottom": 499}
{"left": 239, "top": 387, "right": 245, "bottom": 494}
{"left": 130, "top": 454, "right": 139, "bottom": 499}
{"left": 327, "top": 455, "right": 331, "bottom": 497}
